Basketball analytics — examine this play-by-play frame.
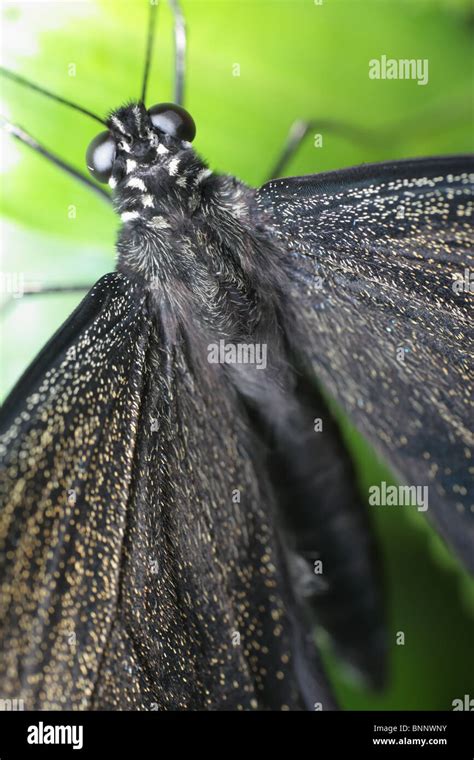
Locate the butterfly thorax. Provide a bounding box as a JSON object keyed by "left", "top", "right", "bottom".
{"left": 107, "top": 104, "right": 284, "bottom": 349}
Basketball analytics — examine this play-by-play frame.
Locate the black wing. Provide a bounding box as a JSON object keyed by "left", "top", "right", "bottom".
{"left": 253, "top": 155, "right": 474, "bottom": 570}
{"left": 0, "top": 273, "right": 150, "bottom": 707}
{"left": 0, "top": 272, "right": 334, "bottom": 710}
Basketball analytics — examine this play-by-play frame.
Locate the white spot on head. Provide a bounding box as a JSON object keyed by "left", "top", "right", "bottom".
{"left": 196, "top": 168, "right": 212, "bottom": 184}
{"left": 133, "top": 105, "right": 142, "bottom": 130}
{"left": 126, "top": 159, "right": 137, "bottom": 174}
{"left": 121, "top": 210, "right": 140, "bottom": 222}
{"left": 168, "top": 157, "right": 180, "bottom": 176}
{"left": 111, "top": 115, "right": 126, "bottom": 133}
{"left": 127, "top": 176, "right": 146, "bottom": 191}
{"left": 142, "top": 194, "right": 154, "bottom": 208}
{"left": 150, "top": 216, "right": 170, "bottom": 229}
{"left": 157, "top": 144, "right": 169, "bottom": 156}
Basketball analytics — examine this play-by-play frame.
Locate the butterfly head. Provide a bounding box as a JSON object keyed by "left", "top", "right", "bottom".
{"left": 85, "top": 101, "right": 197, "bottom": 190}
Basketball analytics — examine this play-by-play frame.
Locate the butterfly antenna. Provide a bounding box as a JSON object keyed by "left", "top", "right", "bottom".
{"left": 169, "top": 0, "right": 186, "bottom": 106}
{"left": 141, "top": 1, "right": 159, "bottom": 104}
{"left": 0, "top": 67, "right": 107, "bottom": 126}
{"left": 266, "top": 118, "right": 377, "bottom": 180}
{"left": 0, "top": 284, "right": 94, "bottom": 318}
{"left": 0, "top": 115, "right": 111, "bottom": 202}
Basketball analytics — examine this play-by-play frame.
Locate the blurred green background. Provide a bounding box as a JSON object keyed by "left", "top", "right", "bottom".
{"left": 0, "top": 0, "right": 473, "bottom": 709}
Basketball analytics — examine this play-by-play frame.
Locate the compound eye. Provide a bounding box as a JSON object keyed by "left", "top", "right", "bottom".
{"left": 148, "top": 103, "right": 196, "bottom": 142}
{"left": 86, "top": 131, "right": 116, "bottom": 183}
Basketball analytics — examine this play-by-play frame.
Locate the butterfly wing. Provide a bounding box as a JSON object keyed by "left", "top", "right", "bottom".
{"left": 0, "top": 272, "right": 334, "bottom": 710}
{"left": 253, "top": 155, "right": 474, "bottom": 570}
{"left": 92, "top": 325, "right": 336, "bottom": 711}
{"left": 0, "top": 273, "right": 151, "bottom": 708}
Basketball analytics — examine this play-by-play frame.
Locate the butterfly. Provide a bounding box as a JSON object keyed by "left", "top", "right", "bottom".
{"left": 0, "top": 0, "right": 472, "bottom": 711}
